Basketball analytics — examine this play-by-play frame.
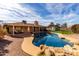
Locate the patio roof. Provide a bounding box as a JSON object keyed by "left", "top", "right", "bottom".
{"left": 4, "top": 22, "right": 45, "bottom": 27}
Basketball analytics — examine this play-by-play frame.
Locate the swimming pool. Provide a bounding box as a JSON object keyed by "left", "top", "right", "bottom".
{"left": 32, "top": 32, "right": 72, "bottom": 47}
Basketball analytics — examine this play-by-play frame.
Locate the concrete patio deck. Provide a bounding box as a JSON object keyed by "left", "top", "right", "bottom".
{"left": 57, "top": 33, "right": 79, "bottom": 44}
{"left": 21, "top": 37, "right": 41, "bottom": 56}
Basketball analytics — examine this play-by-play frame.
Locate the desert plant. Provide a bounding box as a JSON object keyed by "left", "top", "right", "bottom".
{"left": 0, "top": 27, "right": 6, "bottom": 39}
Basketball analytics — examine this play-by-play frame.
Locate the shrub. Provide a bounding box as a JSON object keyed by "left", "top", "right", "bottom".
{"left": 0, "top": 27, "right": 6, "bottom": 39}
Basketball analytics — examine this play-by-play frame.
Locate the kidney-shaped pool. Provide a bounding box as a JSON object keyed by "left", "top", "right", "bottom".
{"left": 32, "top": 32, "right": 73, "bottom": 47}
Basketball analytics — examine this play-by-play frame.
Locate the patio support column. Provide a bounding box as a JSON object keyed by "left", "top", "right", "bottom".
{"left": 12, "top": 25, "right": 15, "bottom": 36}
{"left": 21, "top": 26, "right": 24, "bottom": 32}
{"left": 39, "top": 27, "right": 40, "bottom": 33}
{"left": 32, "top": 26, "right": 35, "bottom": 33}
{"left": 27, "top": 26, "right": 30, "bottom": 32}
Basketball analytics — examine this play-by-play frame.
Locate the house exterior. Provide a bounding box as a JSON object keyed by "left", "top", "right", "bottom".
{"left": 60, "top": 27, "right": 68, "bottom": 31}
{"left": 3, "top": 21, "right": 46, "bottom": 36}
{"left": 47, "top": 24, "right": 55, "bottom": 31}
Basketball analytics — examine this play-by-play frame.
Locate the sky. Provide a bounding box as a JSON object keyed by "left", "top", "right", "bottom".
{"left": 0, "top": 3, "right": 79, "bottom": 26}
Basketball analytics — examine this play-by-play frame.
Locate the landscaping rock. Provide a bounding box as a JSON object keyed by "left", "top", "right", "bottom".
{"left": 54, "top": 48, "right": 64, "bottom": 56}
{"left": 49, "top": 47, "right": 55, "bottom": 56}
{"left": 73, "top": 45, "right": 79, "bottom": 50}
{"left": 38, "top": 44, "right": 79, "bottom": 56}
{"left": 40, "top": 45, "right": 48, "bottom": 51}
{"left": 44, "top": 48, "right": 51, "bottom": 56}
{"left": 64, "top": 45, "right": 73, "bottom": 53}
{"left": 73, "top": 48, "right": 79, "bottom": 55}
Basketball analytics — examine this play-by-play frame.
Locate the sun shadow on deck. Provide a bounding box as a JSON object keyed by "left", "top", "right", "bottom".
{"left": 0, "top": 38, "right": 12, "bottom": 56}
{"left": 9, "top": 32, "right": 32, "bottom": 38}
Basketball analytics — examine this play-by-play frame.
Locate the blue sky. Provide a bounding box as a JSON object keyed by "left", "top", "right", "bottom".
{"left": 0, "top": 3, "right": 79, "bottom": 26}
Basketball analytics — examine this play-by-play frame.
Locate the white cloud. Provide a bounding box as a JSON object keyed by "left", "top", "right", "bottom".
{"left": 0, "top": 3, "right": 51, "bottom": 26}
{"left": 42, "top": 4, "right": 79, "bottom": 26}
{"left": 63, "top": 13, "right": 76, "bottom": 19}
{"left": 0, "top": 3, "right": 45, "bottom": 25}
{"left": 0, "top": 3, "right": 79, "bottom": 26}
{"left": 42, "top": 12, "right": 79, "bottom": 26}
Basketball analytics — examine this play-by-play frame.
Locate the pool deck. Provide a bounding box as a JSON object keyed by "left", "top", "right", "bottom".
{"left": 21, "top": 33, "right": 79, "bottom": 56}
{"left": 21, "top": 37, "right": 41, "bottom": 56}
{"left": 57, "top": 33, "right": 79, "bottom": 44}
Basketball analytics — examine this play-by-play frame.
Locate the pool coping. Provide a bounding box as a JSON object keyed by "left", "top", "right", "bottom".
{"left": 21, "top": 37, "right": 41, "bottom": 56}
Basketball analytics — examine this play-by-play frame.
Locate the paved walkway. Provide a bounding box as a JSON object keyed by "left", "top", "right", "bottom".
{"left": 3, "top": 35, "right": 30, "bottom": 56}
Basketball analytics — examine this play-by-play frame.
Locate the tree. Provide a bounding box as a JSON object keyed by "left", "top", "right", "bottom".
{"left": 0, "top": 26, "right": 6, "bottom": 39}
{"left": 62, "top": 23, "right": 67, "bottom": 28}
{"left": 22, "top": 20, "right": 27, "bottom": 24}
{"left": 34, "top": 21, "right": 39, "bottom": 25}
{"left": 55, "top": 23, "right": 61, "bottom": 31}
{"left": 49, "top": 22, "right": 54, "bottom": 26}
{"left": 71, "top": 24, "right": 79, "bottom": 33}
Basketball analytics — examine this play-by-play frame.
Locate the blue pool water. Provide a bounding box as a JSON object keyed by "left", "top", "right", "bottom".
{"left": 32, "top": 32, "right": 72, "bottom": 47}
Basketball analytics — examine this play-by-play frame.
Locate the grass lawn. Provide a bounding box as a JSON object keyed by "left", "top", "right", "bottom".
{"left": 53, "top": 30, "right": 74, "bottom": 34}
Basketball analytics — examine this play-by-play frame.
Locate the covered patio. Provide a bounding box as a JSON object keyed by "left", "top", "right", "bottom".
{"left": 3, "top": 22, "right": 46, "bottom": 37}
